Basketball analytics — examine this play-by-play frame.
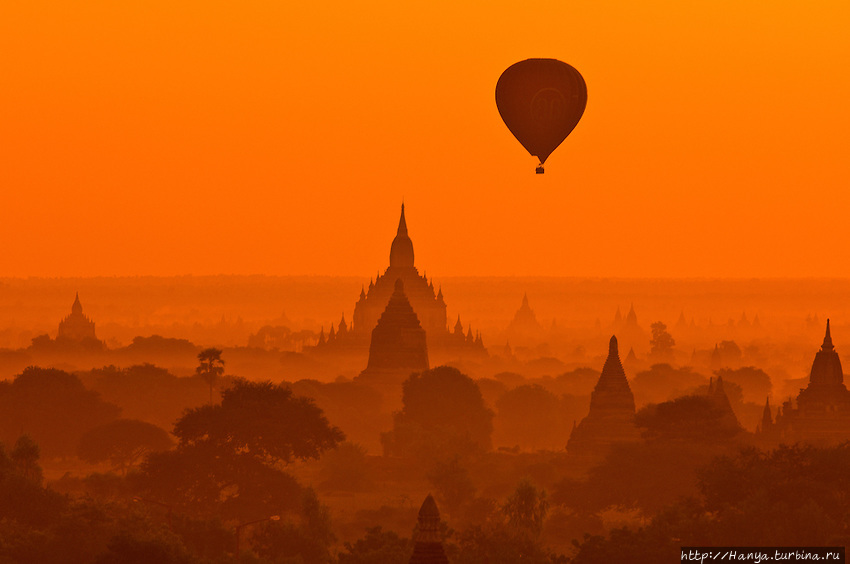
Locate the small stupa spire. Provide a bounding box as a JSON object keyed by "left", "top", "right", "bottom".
{"left": 625, "top": 303, "right": 638, "bottom": 326}
{"left": 761, "top": 396, "right": 772, "bottom": 428}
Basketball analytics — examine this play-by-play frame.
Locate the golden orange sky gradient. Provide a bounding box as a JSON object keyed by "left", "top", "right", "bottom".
{"left": 1, "top": 1, "right": 848, "bottom": 278}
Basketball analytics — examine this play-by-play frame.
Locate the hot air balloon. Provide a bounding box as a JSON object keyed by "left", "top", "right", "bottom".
{"left": 495, "top": 59, "right": 587, "bottom": 174}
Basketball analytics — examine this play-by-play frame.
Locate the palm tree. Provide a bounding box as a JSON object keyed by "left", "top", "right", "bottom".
{"left": 196, "top": 348, "right": 225, "bottom": 404}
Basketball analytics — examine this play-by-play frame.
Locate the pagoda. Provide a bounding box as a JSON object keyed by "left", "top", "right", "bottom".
{"left": 770, "top": 320, "right": 850, "bottom": 445}
{"left": 567, "top": 336, "right": 640, "bottom": 459}
{"left": 707, "top": 374, "right": 741, "bottom": 431}
{"left": 409, "top": 494, "right": 449, "bottom": 564}
{"left": 356, "top": 279, "right": 429, "bottom": 388}
{"left": 317, "top": 204, "right": 484, "bottom": 358}
{"left": 506, "top": 293, "right": 544, "bottom": 345}
{"left": 352, "top": 204, "right": 447, "bottom": 343}
{"left": 56, "top": 293, "right": 99, "bottom": 344}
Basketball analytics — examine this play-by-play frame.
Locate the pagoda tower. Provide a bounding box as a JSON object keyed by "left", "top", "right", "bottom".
{"left": 56, "top": 293, "right": 99, "bottom": 344}
{"left": 780, "top": 320, "right": 850, "bottom": 444}
{"left": 755, "top": 396, "right": 780, "bottom": 445}
{"left": 506, "top": 293, "right": 544, "bottom": 346}
{"left": 352, "top": 204, "right": 447, "bottom": 344}
{"left": 707, "top": 375, "right": 742, "bottom": 431}
{"left": 409, "top": 494, "right": 449, "bottom": 564}
{"left": 618, "top": 303, "right": 647, "bottom": 354}
{"left": 567, "top": 336, "right": 640, "bottom": 459}
{"left": 356, "top": 279, "right": 429, "bottom": 388}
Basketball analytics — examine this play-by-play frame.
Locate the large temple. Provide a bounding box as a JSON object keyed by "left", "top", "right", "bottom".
{"left": 56, "top": 293, "right": 101, "bottom": 346}
{"left": 353, "top": 204, "right": 447, "bottom": 340}
{"left": 314, "top": 204, "right": 485, "bottom": 357}
{"left": 505, "top": 293, "right": 544, "bottom": 346}
{"left": 567, "top": 335, "right": 640, "bottom": 459}
{"left": 762, "top": 320, "right": 850, "bottom": 445}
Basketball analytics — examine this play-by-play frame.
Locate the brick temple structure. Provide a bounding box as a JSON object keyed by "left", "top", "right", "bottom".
{"left": 409, "top": 494, "right": 449, "bottom": 564}
{"left": 761, "top": 320, "right": 850, "bottom": 445}
{"left": 356, "top": 279, "right": 429, "bottom": 389}
{"left": 567, "top": 335, "right": 640, "bottom": 459}
{"left": 313, "top": 204, "right": 485, "bottom": 359}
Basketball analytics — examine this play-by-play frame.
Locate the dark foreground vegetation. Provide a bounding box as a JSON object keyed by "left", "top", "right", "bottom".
{"left": 1, "top": 363, "right": 848, "bottom": 563}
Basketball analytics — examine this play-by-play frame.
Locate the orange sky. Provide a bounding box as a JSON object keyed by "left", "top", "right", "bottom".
{"left": 1, "top": 1, "right": 848, "bottom": 278}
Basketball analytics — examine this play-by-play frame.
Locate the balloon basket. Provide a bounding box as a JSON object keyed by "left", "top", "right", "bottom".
{"left": 535, "top": 166, "right": 545, "bottom": 174}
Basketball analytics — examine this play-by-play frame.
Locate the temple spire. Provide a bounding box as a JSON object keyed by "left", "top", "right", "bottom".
{"left": 761, "top": 396, "right": 772, "bottom": 428}
{"left": 823, "top": 319, "right": 834, "bottom": 351}
{"left": 589, "top": 334, "right": 634, "bottom": 412}
{"left": 397, "top": 203, "right": 408, "bottom": 236}
{"left": 389, "top": 203, "right": 414, "bottom": 268}
{"left": 625, "top": 303, "right": 637, "bottom": 325}
{"left": 72, "top": 292, "right": 83, "bottom": 315}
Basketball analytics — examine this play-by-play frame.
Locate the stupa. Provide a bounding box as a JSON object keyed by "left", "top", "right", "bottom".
{"left": 56, "top": 293, "right": 99, "bottom": 344}
{"left": 567, "top": 335, "right": 640, "bottom": 458}
{"left": 356, "top": 279, "right": 429, "bottom": 388}
{"left": 770, "top": 320, "right": 850, "bottom": 444}
{"left": 409, "top": 494, "right": 449, "bottom": 564}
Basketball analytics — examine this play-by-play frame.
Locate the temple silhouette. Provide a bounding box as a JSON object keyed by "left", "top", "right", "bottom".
{"left": 567, "top": 335, "right": 640, "bottom": 460}
{"left": 57, "top": 293, "right": 97, "bottom": 343}
{"left": 505, "top": 292, "right": 544, "bottom": 346}
{"left": 611, "top": 303, "right": 646, "bottom": 354}
{"left": 707, "top": 374, "right": 741, "bottom": 431}
{"left": 53, "top": 293, "right": 104, "bottom": 349}
{"left": 409, "top": 494, "right": 449, "bottom": 564}
{"left": 355, "top": 279, "right": 429, "bottom": 389}
{"left": 312, "top": 204, "right": 485, "bottom": 358}
{"left": 761, "top": 320, "right": 850, "bottom": 445}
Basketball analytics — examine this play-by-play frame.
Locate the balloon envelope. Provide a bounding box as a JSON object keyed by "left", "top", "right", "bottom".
{"left": 495, "top": 59, "right": 587, "bottom": 168}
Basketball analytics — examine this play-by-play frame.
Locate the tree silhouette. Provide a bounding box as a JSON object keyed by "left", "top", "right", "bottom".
{"left": 714, "top": 366, "right": 771, "bottom": 403}
{"left": 139, "top": 379, "right": 344, "bottom": 520}
{"left": 0, "top": 367, "right": 120, "bottom": 457}
{"left": 495, "top": 384, "right": 563, "bottom": 450}
{"left": 427, "top": 456, "right": 477, "bottom": 518}
{"left": 337, "top": 527, "right": 412, "bottom": 564}
{"left": 649, "top": 322, "right": 675, "bottom": 361}
{"left": 77, "top": 419, "right": 173, "bottom": 475}
{"left": 195, "top": 348, "right": 224, "bottom": 404}
{"left": 319, "top": 442, "right": 371, "bottom": 491}
{"left": 502, "top": 479, "right": 549, "bottom": 539}
{"left": 381, "top": 366, "right": 493, "bottom": 460}
{"left": 11, "top": 435, "right": 42, "bottom": 484}
{"left": 570, "top": 443, "right": 850, "bottom": 559}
